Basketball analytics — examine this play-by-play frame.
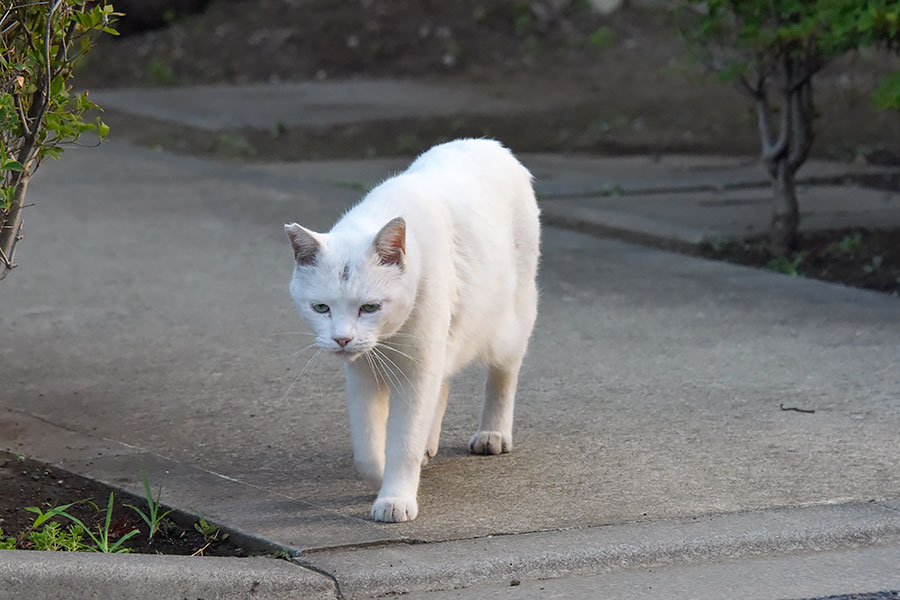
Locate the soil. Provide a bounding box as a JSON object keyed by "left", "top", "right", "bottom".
{"left": 0, "top": 451, "right": 250, "bottom": 557}
{"left": 700, "top": 229, "right": 900, "bottom": 297}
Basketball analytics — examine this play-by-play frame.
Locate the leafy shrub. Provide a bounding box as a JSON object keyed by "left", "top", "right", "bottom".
{"left": 1, "top": 0, "right": 119, "bottom": 280}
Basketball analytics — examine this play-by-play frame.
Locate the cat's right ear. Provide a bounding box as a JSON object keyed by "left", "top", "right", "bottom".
{"left": 284, "top": 223, "right": 321, "bottom": 266}
{"left": 373, "top": 217, "right": 406, "bottom": 268}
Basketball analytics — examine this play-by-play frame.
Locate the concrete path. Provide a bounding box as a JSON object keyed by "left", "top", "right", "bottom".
{"left": 91, "top": 78, "right": 900, "bottom": 249}
{"left": 1, "top": 139, "right": 899, "bottom": 597}
{"left": 89, "top": 79, "right": 528, "bottom": 131}
{"left": 252, "top": 153, "right": 900, "bottom": 250}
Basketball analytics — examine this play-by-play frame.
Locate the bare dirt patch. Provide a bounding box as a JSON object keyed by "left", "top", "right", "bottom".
{"left": 700, "top": 228, "right": 900, "bottom": 297}
{"left": 0, "top": 451, "right": 250, "bottom": 557}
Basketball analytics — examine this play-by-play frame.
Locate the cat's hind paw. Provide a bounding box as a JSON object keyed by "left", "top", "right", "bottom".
{"left": 371, "top": 496, "right": 418, "bottom": 523}
{"left": 468, "top": 430, "right": 512, "bottom": 455}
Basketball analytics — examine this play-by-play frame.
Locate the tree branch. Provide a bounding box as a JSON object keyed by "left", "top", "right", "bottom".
{"left": 12, "top": 92, "right": 31, "bottom": 137}
{"left": 787, "top": 80, "right": 814, "bottom": 172}
{"left": 762, "top": 55, "right": 795, "bottom": 163}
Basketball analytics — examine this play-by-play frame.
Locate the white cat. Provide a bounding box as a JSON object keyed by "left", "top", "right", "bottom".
{"left": 285, "top": 139, "right": 540, "bottom": 522}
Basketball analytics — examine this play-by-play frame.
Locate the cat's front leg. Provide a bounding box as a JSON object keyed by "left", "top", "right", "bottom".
{"left": 371, "top": 367, "right": 442, "bottom": 523}
{"left": 345, "top": 360, "right": 389, "bottom": 490}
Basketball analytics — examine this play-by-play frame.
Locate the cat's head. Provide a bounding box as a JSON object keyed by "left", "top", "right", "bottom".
{"left": 284, "top": 217, "right": 414, "bottom": 359}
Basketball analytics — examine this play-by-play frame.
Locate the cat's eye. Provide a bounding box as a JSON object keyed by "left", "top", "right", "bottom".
{"left": 311, "top": 303, "right": 330, "bottom": 314}
{"left": 360, "top": 303, "right": 381, "bottom": 314}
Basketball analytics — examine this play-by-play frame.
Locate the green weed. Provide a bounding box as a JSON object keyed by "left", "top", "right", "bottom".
{"left": 0, "top": 528, "right": 16, "bottom": 549}
{"left": 832, "top": 232, "right": 862, "bottom": 257}
{"left": 588, "top": 26, "right": 615, "bottom": 50}
{"left": 147, "top": 57, "right": 176, "bottom": 86}
{"left": 194, "top": 518, "right": 228, "bottom": 544}
{"left": 125, "top": 469, "right": 174, "bottom": 540}
{"left": 60, "top": 493, "right": 139, "bottom": 553}
{"left": 26, "top": 521, "right": 86, "bottom": 552}
{"left": 765, "top": 252, "right": 806, "bottom": 277}
{"left": 338, "top": 181, "right": 368, "bottom": 193}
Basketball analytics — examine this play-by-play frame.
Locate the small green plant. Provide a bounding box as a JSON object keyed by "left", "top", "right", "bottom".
{"left": 23, "top": 501, "right": 82, "bottom": 532}
{"left": 194, "top": 518, "right": 228, "bottom": 544}
{"left": 513, "top": 1, "right": 534, "bottom": 36}
{"left": 0, "top": 527, "right": 16, "bottom": 549}
{"left": 587, "top": 26, "right": 615, "bottom": 50}
{"left": 61, "top": 493, "right": 139, "bottom": 553}
{"left": 765, "top": 251, "right": 806, "bottom": 276}
{"left": 147, "top": 57, "right": 176, "bottom": 86}
{"left": 832, "top": 232, "right": 862, "bottom": 257}
{"left": 26, "top": 521, "right": 85, "bottom": 551}
{"left": 269, "top": 120, "right": 287, "bottom": 139}
{"left": 395, "top": 132, "right": 424, "bottom": 154}
{"left": 215, "top": 131, "right": 255, "bottom": 157}
{"left": 338, "top": 181, "right": 367, "bottom": 193}
{"left": 125, "top": 469, "right": 174, "bottom": 540}
{"left": 875, "top": 71, "right": 900, "bottom": 109}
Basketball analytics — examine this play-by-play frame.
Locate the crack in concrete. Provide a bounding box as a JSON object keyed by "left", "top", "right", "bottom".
{"left": 292, "top": 557, "right": 346, "bottom": 600}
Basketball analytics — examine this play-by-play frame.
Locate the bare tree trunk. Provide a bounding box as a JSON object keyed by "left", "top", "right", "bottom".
{"left": 770, "top": 161, "right": 798, "bottom": 255}
{"left": 0, "top": 178, "right": 29, "bottom": 281}
{"left": 749, "top": 56, "right": 814, "bottom": 256}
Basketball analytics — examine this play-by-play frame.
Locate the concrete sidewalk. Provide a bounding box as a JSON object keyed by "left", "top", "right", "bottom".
{"left": 1, "top": 140, "right": 899, "bottom": 598}
{"left": 91, "top": 79, "right": 900, "bottom": 249}
{"left": 251, "top": 153, "right": 900, "bottom": 250}
{"left": 89, "top": 79, "right": 532, "bottom": 131}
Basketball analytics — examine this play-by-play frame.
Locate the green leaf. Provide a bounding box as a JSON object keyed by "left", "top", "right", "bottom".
{"left": 43, "top": 146, "right": 64, "bottom": 160}
{"left": 874, "top": 70, "right": 900, "bottom": 109}
{"left": 3, "top": 160, "right": 24, "bottom": 172}
{"left": 96, "top": 119, "right": 110, "bottom": 140}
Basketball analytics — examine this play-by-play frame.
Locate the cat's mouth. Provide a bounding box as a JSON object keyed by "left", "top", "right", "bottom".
{"left": 334, "top": 348, "right": 363, "bottom": 361}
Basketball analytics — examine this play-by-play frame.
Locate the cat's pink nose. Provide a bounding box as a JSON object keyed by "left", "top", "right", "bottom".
{"left": 333, "top": 336, "right": 352, "bottom": 348}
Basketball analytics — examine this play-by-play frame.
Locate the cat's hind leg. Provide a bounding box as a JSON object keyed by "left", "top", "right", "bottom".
{"left": 345, "top": 360, "right": 389, "bottom": 490}
{"left": 469, "top": 359, "right": 521, "bottom": 455}
{"left": 423, "top": 380, "right": 449, "bottom": 465}
{"left": 470, "top": 281, "right": 536, "bottom": 456}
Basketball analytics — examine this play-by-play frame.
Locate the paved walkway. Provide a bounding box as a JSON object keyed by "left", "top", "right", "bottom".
{"left": 91, "top": 80, "right": 900, "bottom": 249}
{"left": 254, "top": 153, "right": 900, "bottom": 250}
{"left": 1, "top": 83, "right": 900, "bottom": 598}
{"left": 89, "top": 79, "right": 533, "bottom": 131}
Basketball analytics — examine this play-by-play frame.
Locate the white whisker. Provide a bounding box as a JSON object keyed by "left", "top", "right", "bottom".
{"left": 384, "top": 332, "right": 421, "bottom": 340}
{"left": 266, "top": 332, "right": 317, "bottom": 337}
{"left": 365, "top": 351, "right": 385, "bottom": 390}
{"left": 378, "top": 339, "right": 418, "bottom": 349}
{"left": 291, "top": 342, "right": 319, "bottom": 357}
{"left": 376, "top": 342, "right": 421, "bottom": 366}
{"left": 370, "top": 348, "right": 409, "bottom": 404}
{"left": 280, "top": 349, "right": 321, "bottom": 402}
{"left": 372, "top": 346, "right": 418, "bottom": 402}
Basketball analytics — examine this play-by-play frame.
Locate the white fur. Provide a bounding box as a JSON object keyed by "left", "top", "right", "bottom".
{"left": 286, "top": 139, "right": 540, "bottom": 522}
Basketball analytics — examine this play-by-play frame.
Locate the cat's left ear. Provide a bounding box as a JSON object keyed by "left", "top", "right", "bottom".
{"left": 373, "top": 217, "right": 405, "bottom": 268}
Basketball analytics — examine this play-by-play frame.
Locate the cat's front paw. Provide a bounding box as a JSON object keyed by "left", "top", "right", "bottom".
{"left": 371, "top": 495, "right": 418, "bottom": 523}
{"left": 468, "top": 430, "right": 512, "bottom": 455}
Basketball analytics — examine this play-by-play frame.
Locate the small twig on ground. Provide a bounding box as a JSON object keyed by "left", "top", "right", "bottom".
{"left": 779, "top": 403, "right": 815, "bottom": 414}
{"left": 191, "top": 541, "right": 212, "bottom": 557}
